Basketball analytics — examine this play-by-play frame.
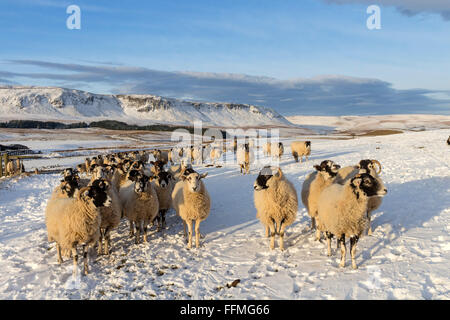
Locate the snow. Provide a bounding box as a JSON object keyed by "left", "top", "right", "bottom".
{"left": 0, "top": 128, "right": 449, "bottom": 299}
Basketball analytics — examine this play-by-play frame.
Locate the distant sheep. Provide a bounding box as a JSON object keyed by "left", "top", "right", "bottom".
{"left": 45, "top": 183, "right": 112, "bottom": 276}
{"left": 6, "top": 159, "right": 24, "bottom": 176}
{"left": 291, "top": 141, "right": 311, "bottom": 163}
{"left": 254, "top": 167, "right": 298, "bottom": 250}
{"left": 317, "top": 173, "right": 387, "bottom": 269}
{"left": 271, "top": 142, "right": 284, "bottom": 159}
{"left": 171, "top": 171, "right": 210, "bottom": 249}
{"left": 237, "top": 143, "right": 254, "bottom": 174}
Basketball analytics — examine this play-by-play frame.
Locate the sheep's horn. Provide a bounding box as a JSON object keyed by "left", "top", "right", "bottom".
{"left": 276, "top": 167, "right": 283, "bottom": 178}
{"left": 371, "top": 160, "right": 382, "bottom": 174}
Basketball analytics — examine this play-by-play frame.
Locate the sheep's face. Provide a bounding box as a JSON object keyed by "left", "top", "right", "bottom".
{"left": 314, "top": 160, "right": 341, "bottom": 178}
{"left": 351, "top": 173, "right": 387, "bottom": 198}
{"left": 135, "top": 175, "right": 150, "bottom": 194}
{"left": 254, "top": 167, "right": 282, "bottom": 191}
{"left": 62, "top": 168, "right": 74, "bottom": 177}
{"left": 92, "top": 166, "right": 108, "bottom": 180}
{"left": 84, "top": 182, "right": 112, "bottom": 208}
{"left": 60, "top": 175, "right": 79, "bottom": 197}
{"left": 182, "top": 172, "right": 207, "bottom": 192}
{"left": 155, "top": 172, "right": 172, "bottom": 188}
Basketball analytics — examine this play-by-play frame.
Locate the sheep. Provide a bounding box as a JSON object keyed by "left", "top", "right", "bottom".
{"left": 90, "top": 179, "right": 122, "bottom": 255}
{"left": 253, "top": 167, "right": 298, "bottom": 250}
{"left": 85, "top": 158, "right": 91, "bottom": 174}
{"left": 209, "top": 147, "right": 222, "bottom": 165}
{"left": 291, "top": 141, "right": 311, "bottom": 163}
{"left": 169, "top": 163, "right": 194, "bottom": 181}
{"left": 149, "top": 160, "right": 166, "bottom": 175}
{"left": 237, "top": 143, "right": 254, "bottom": 174}
{"left": 45, "top": 182, "right": 112, "bottom": 276}
{"left": 316, "top": 173, "right": 387, "bottom": 269}
{"left": 171, "top": 171, "right": 210, "bottom": 249}
{"left": 271, "top": 142, "right": 284, "bottom": 160}
{"left": 123, "top": 174, "right": 159, "bottom": 244}
{"left": 301, "top": 160, "right": 341, "bottom": 240}
{"left": 6, "top": 159, "right": 24, "bottom": 176}
{"left": 51, "top": 175, "right": 80, "bottom": 200}
{"left": 334, "top": 159, "right": 383, "bottom": 235}
{"left": 262, "top": 142, "right": 271, "bottom": 156}
{"left": 152, "top": 149, "right": 169, "bottom": 164}
{"left": 76, "top": 163, "right": 87, "bottom": 174}
{"left": 447, "top": 136, "right": 450, "bottom": 145}
{"left": 152, "top": 171, "right": 174, "bottom": 231}
{"left": 192, "top": 146, "right": 203, "bottom": 165}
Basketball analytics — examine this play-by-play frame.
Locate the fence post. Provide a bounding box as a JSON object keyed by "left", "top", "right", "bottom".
{"left": 4, "top": 154, "right": 9, "bottom": 176}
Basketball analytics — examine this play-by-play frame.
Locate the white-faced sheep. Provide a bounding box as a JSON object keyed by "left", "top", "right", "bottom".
{"left": 253, "top": 167, "right": 298, "bottom": 250}
{"left": 152, "top": 171, "right": 174, "bottom": 231}
{"left": 45, "top": 182, "right": 112, "bottom": 276}
{"left": 171, "top": 171, "right": 210, "bottom": 249}
{"left": 209, "top": 147, "right": 222, "bottom": 165}
{"left": 301, "top": 160, "right": 341, "bottom": 240}
{"left": 317, "top": 173, "right": 387, "bottom": 269}
{"left": 123, "top": 174, "right": 159, "bottom": 244}
{"left": 152, "top": 149, "right": 169, "bottom": 164}
{"left": 291, "top": 141, "right": 311, "bottom": 163}
{"left": 334, "top": 159, "right": 383, "bottom": 235}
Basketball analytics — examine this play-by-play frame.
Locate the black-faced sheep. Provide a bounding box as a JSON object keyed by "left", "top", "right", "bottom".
{"left": 152, "top": 171, "right": 174, "bottom": 231}
{"left": 291, "top": 141, "right": 311, "bottom": 163}
{"left": 123, "top": 174, "right": 159, "bottom": 244}
{"left": 171, "top": 171, "right": 210, "bottom": 249}
{"left": 45, "top": 182, "right": 112, "bottom": 276}
{"left": 253, "top": 167, "right": 298, "bottom": 251}
{"left": 301, "top": 160, "right": 341, "bottom": 239}
{"left": 334, "top": 159, "right": 383, "bottom": 235}
{"left": 317, "top": 173, "right": 387, "bottom": 269}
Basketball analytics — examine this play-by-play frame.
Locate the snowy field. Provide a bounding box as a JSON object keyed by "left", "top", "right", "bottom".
{"left": 0, "top": 129, "right": 449, "bottom": 299}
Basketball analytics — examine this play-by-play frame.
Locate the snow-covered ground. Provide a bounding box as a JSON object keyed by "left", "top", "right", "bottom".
{"left": 0, "top": 129, "right": 449, "bottom": 299}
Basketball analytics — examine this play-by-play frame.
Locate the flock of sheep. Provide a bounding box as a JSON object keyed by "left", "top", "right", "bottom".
{"left": 44, "top": 138, "right": 387, "bottom": 278}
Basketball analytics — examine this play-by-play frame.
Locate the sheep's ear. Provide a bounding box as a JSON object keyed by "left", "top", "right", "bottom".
{"left": 313, "top": 165, "right": 321, "bottom": 171}
{"left": 181, "top": 175, "right": 187, "bottom": 181}
{"left": 351, "top": 176, "right": 363, "bottom": 187}
{"left": 275, "top": 168, "right": 283, "bottom": 178}
{"left": 81, "top": 189, "right": 91, "bottom": 199}
{"left": 200, "top": 173, "right": 208, "bottom": 179}
{"left": 167, "top": 173, "right": 172, "bottom": 180}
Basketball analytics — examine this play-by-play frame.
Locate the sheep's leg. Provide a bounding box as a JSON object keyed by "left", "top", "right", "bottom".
{"left": 143, "top": 221, "right": 148, "bottom": 243}
{"left": 326, "top": 232, "right": 333, "bottom": 256}
{"left": 311, "top": 217, "right": 316, "bottom": 230}
{"left": 129, "top": 221, "right": 134, "bottom": 237}
{"left": 339, "top": 234, "right": 346, "bottom": 268}
{"left": 265, "top": 225, "right": 269, "bottom": 238}
{"left": 72, "top": 247, "right": 78, "bottom": 278}
{"left": 195, "top": 219, "right": 201, "bottom": 248}
{"left": 161, "top": 209, "right": 167, "bottom": 230}
{"left": 183, "top": 220, "right": 187, "bottom": 238}
{"left": 315, "top": 229, "right": 321, "bottom": 241}
{"left": 293, "top": 152, "right": 298, "bottom": 162}
{"left": 186, "top": 220, "right": 193, "bottom": 249}
{"left": 104, "top": 227, "right": 110, "bottom": 255}
{"left": 83, "top": 244, "right": 89, "bottom": 275}
{"left": 135, "top": 222, "right": 141, "bottom": 244}
{"left": 279, "top": 219, "right": 287, "bottom": 251}
{"left": 56, "top": 243, "right": 63, "bottom": 264}
{"left": 269, "top": 218, "right": 276, "bottom": 250}
{"left": 367, "top": 211, "right": 373, "bottom": 235}
{"left": 97, "top": 228, "right": 104, "bottom": 255}
{"left": 350, "top": 236, "right": 359, "bottom": 269}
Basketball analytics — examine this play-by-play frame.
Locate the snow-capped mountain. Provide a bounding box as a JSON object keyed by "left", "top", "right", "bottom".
{"left": 0, "top": 86, "right": 292, "bottom": 127}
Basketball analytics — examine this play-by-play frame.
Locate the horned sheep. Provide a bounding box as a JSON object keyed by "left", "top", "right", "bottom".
{"left": 317, "top": 173, "right": 387, "bottom": 269}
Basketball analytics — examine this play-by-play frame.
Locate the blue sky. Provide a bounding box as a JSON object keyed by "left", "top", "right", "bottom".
{"left": 0, "top": 0, "right": 449, "bottom": 115}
